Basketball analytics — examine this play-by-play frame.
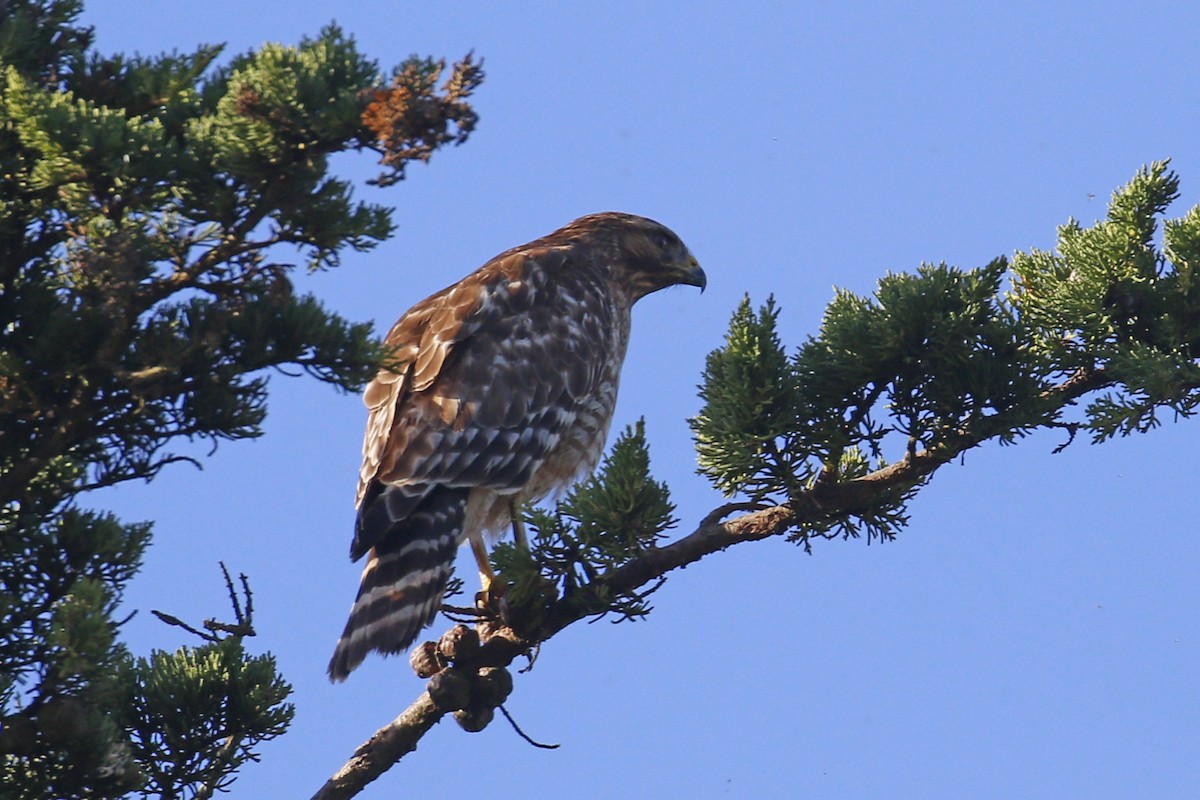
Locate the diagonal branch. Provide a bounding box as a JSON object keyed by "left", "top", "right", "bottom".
{"left": 311, "top": 365, "right": 1115, "bottom": 800}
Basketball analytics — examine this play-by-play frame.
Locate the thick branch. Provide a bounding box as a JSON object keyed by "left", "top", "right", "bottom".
{"left": 311, "top": 695, "right": 442, "bottom": 800}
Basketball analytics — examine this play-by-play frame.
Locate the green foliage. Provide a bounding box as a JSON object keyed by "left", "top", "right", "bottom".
{"left": 118, "top": 640, "right": 293, "bottom": 799}
{"left": 0, "top": 0, "right": 91, "bottom": 82}
{"left": 1, "top": 509, "right": 147, "bottom": 694}
{"left": 493, "top": 421, "right": 677, "bottom": 627}
{"left": 0, "top": 2, "right": 482, "bottom": 797}
{"left": 693, "top": 264, "right": 1043, "bottom": 544}
{"left": 1, "top": 509, "right": 148, "bottom": 796}
{"left": 691, "top": 296, "right": 805, "bottom": 499}
{"left": 693, "top": 161, "right": 1200, "bottom": 546}
{"left": 804, "top": 259, "right": 1044, "bottom": 450}
{"left": 1011, "top": 161, "right": 1200, "bottom": 441}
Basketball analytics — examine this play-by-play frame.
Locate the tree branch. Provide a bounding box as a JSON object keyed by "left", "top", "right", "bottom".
{"left": 311, "top": 694, "right": 443, "bottom": 800}
{"left": 312, "top": 365, "right": 1116, "bottom": 800}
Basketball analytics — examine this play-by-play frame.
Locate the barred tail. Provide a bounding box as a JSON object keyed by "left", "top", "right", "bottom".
{"left": 327, "top": 486, "right": 467, "bottom": 682}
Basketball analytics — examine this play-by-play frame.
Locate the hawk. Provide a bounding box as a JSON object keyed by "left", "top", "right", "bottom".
{"left": 327, "top": 212, "right": 704, "bottom": 681}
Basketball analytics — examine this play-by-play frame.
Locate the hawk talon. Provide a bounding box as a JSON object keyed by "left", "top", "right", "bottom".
{"left": 474, "top": 584, "right": 509, "bottom": 620}
{"left": 439, "top": 602, "right": 489, "bottom": 621}
{"left": 470, "top": 586, "right": 511, "bottom": 643}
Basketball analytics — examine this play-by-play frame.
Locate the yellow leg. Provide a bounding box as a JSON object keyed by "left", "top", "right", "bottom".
{"left": 469, "top": 532, "right": 494, "bottom": 593}
{"left": 509, "top": 497, "right": 528, "bottom": 550}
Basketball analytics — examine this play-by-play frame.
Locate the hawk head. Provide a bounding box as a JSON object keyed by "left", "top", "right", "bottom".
{"left": 554, "top": 212, "right": 706, "bottom": 301}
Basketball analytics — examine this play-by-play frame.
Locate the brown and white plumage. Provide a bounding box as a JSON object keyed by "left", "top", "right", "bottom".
{"left": 327, "top": 212, "right": 704, "bottom": 681}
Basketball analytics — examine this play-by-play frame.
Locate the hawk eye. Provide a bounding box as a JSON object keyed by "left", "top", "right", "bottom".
{"left": 652, "top": 232, "right": 672, "bottom": 250}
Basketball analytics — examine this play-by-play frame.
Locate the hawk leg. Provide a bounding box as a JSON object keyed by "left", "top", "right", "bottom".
{"left": 468, "top": 531, "right": 495, "bottom": 594}
{"left": 464, "top": 500, "right": 530, "bottom": 633}
{"left": 509, "top": 497, "right": 529, "bottom": 550}
{"left": 468, "top": 530, "right": 507, "bottom": 640}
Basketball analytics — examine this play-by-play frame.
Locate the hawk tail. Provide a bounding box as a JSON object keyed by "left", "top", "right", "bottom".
{"left": 327, "top": 486, "right": 467, "bottom": 682}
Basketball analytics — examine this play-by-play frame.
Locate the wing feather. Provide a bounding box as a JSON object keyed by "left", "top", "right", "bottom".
{"left": 352, "top": 246, "right": 613, "bottom": 557}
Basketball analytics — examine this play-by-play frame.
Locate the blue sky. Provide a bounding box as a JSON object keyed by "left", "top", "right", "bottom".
{"left": 81, "top": 3, "right": 1199, "bottom": 798}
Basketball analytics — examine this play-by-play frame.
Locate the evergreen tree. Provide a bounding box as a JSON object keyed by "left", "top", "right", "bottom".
{"left": 0, "top": 2, "right": 482, "bottom": 797}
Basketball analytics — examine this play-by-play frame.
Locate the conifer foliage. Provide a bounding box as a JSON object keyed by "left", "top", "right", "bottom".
{"left": 0, "top": 2, "right": 481, "bottom": 797}
{"left": 691, "top": 161, "right": 1200, "bottom": 546}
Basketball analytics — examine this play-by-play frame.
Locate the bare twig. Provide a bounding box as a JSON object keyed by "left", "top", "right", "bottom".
{"left": 497, "top": 705, "right": 559, "bottom": 750}
{"left": 151, "top": 609, "right": 216, "bottom": 642}
{"left": 153, "top": 564, "right": 257, "bottom": 642}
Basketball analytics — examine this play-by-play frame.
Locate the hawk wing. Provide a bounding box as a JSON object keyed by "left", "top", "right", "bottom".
{"left": 328, "top": 245, "right": 615, "bottom": 679}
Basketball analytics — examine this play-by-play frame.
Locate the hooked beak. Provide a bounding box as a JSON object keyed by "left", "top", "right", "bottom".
{"left": 676, "top": 253, "right": 706, "bottom": 293}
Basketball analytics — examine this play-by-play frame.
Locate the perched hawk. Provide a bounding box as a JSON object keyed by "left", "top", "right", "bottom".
{"left": 328, "top": 212, "right": 704, "bottom": 681}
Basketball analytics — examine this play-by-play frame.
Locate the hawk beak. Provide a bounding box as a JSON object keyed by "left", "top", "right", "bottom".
{"left": 677, "top": 254, "right": 706, "bottom": 293}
